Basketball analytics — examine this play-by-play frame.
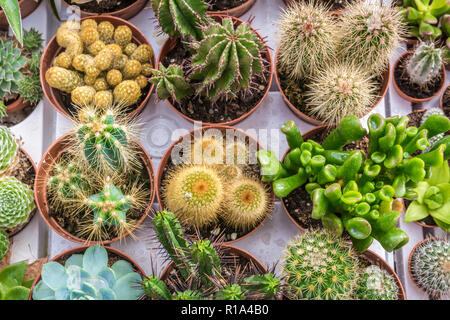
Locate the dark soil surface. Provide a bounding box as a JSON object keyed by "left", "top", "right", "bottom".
{"left": 443, "top": 85, "right": 450, "bottom": 118}
{"left": 289, "top": 0, "right": 357, "bottom": 11}
{"left": 72, "top": 0, "right": 137, "bottom": 13}
{"left": 0, "top": 102, "right": 37, "bottom": 127}
{"left": 394, "top": 53, "right": 444, "bottom": 99}
{"left": 208, "top": 0, "right": 248, "bottom": 11}
{"left": 162, "top": 39, "right": 271, "bottom": 124}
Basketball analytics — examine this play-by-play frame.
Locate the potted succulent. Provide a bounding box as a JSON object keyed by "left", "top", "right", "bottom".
{"left": 31, "top": 244, "right": 145, "bottom": 300}
{"left": 408, "top": 238, "right": 449, "bottom": 299}
{"left": 60, "top": 0, "right": 148, "bottom": 20}
{"left": 156, "top": 126, "right": 275, "bottom": 243}
{"left": 152, "top": 0, "right": 272, "bottom": 126}
{"left": 275, "top": 1, "right": 402, "bottom": 125}
{"left": 34, "top": 104, "right": 155, "bottom": 244}
{"left": 0, "top": 126, "right": 36, "bottom": 261}
{"left": 142, "top": 211, "right": 281, "bottom": 300}
{"left": 40, "top": 16, "right": 155, "bottom": 120}
{"left": 1, "top": 28, "right": 43, "bottom": 127}
{"left": 393, "top": 42, "right": 447, "bottom": 102}
{"left": 440, "top": 84, "right": 450, "bottom": 117}
{"left": 0, "top": 0, "right": 41, "bottom": 43}
{"left": 281, "top": 230, "right": 405, "bottom": 300}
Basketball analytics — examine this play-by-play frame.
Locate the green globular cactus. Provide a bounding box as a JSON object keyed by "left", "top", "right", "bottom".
{"left": 0, "top": 126, "right": 19, "bottom": 175}
{"left": 48, "top": 161, "right": 90, "bottom": 201}
{"left": 190, "top": 240, "right": 221, "bottom": 283}
{"left": 282, "top": 230, "right": 360, "bottom": 300}
{"left": 278, "top": 1, "right": 337, "bottom": 80}
{"left": 406, "top": 42, "right": 443, "bottom": 87}
{"left": 150, "top": 64, "right": 193, "bottom": 101}
{"left": 190, "top": 18, "right": 266, "bottom": 101}
{"left": 0, "top": 177, "right": 35, "bottom": 229}
{"left": 0, "top": 229, "right": 9, "bottom": 261}
{"left": 151, "top": 0, "right": 207, "bottom": 40}
{"left": 0, "top": 39, "right": 27, "bottom": 100}
{"left": 410, "top": 239, "right": 450, "bottom": 296}
{"left": 215, "top": 284, "right": 245, "bottom": 300}
{"left": 357, "top": 265, "right": 399, "bottom": 300}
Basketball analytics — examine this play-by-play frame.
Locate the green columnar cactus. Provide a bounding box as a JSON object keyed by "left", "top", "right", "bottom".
{"left": 190, "top": 240, "right": 221, "bottom": 283}
{"left": 142, "top": 275, "right": 173, "bottom": 300}
{"left": 410, "top": 239, "right": 450, "bottom": 296}
{"left": 0, "top": 229, "right": 9, "bottom": 261}
{"left": 151, "top": 0, "right": 208, "bottom": 40}
{"left": 0, "top": 39, "right": 27, "bottom": 100}
{"left": 357, "top": 265, "right": 399, "bottom": 300}
{"left": 406, "top": 42, "right": 443, "bottom": 87}
{"left": 0, "top": 261, "right": 33, "bottom": 300}
{"left": 0, "top": 177, "right": 34, "bottom": 229}
{"left": 215, "top": 284, "right": 245, "bottom": 300}
{"left": 190, "top": 18, "right": 266, "bottom": 101}
{"left": 150, "top": 64, "right": 193, "bottom": 101}
{"left": 338, "top": 2, "right": 405, "bottom": 76}
{"left": 173, "top": 290, "right": 203, "bottom": 300}
{"left": 278, "top": 1, "right": 337, "bottom": 80}
{"left": 0, "top": 126, "right": 18, "bottom": 175}
{"left": 243, "top": 273, "right": 281, "bottom": 299}
{"left": 48, "top": 161, "right": 89, "bottom": 201}
{"left": 281, "top": 230, "right": 360, "bottom": 300}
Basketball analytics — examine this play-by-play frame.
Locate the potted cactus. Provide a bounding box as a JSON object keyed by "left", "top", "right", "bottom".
{"left": 156, "top": 126, "right": 274, "bottom": 243}
{"left": 40, "top": 16, "right": 155, "bottom": 120}
{"left": 34, "top": 104, "right": 155, "bottom": 244}
{"left": 408, "top": 238, "right": 450, "bottom": 299}
{"left": 152, "top": 0, "right": 272, "bottom": 125}
{"left": 142, "top": 211, "right": 280, "bottom": 300}
{"left": 0, "top": 126, "right": 36, "bottom": 261}
{"left": 59, "top": 0, "right": 148, "bottom": 20}
{"left": 393, "top": 42, "right": 447, "bottom": 102}
{"left": 0, "top": 28, "right": 43, "bottom": 127}
{"left": 32, "top": 245, "right": 145, "bottom": 300}
{"left": 281, "top": 230, "right": 405, "bottom": 300}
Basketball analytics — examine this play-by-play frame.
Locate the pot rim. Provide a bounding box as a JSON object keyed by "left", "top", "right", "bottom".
{"left": 207, "top": 0, "right": 256, "bottom": 17}
{"left": 156, "top": 14, "right": 273, "bottom": 127}
{"left": 34, "top": 131, "right": 156, "bottom": 245}
{"left": 61, "top": 0, "right": 147, "bottom": 19}
{"left": 440, "top": 83, "right": 449, "bottom": 113}
{"left": 155, "top": 125, "right": 275, "bottom": 244}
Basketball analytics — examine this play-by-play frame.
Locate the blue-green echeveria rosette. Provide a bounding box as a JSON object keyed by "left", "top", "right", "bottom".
{"left": 32, "top": 245, "right": 144, "bottom": 300}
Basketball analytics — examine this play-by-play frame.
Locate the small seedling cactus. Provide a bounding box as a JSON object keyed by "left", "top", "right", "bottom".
{"left": 406, "top": 42, "right": 443, "bottom": 87}
{"left": 0, "top": 177, "right": 34, "bottom": 229}
{"left": 150, "top": 64, "right": 193, "bottom": 101}
{"left": 357, "top": 265, "right": 399, "bottom": 300}
{"left": 0, "top": 229, "right": 9, "bottom": 261}
{"left": 410, "top": 239, "right": 450, "bottom": 296}
{"left": 0, "top": 126, "right": 19, "bottom": 175}
{"left": 48, "top": 161, "right": 90, "bottom": 202}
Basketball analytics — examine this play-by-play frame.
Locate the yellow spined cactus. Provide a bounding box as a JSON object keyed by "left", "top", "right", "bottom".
{"left": 56, "top": 21, "right": 83, "bottom": 59}
{"left": 106, "top": 69, "right": 123, "bottom": 87}
{"left": 88, "top": 40, "right": 106, "bottom": 55}
{"left": 80, "top": 26, "right": 99, "bottom": 46}
{"left": 123, "top": 59, "right": 142, "bottom": 79}
{"left": 98, "top": 21, "right": 114, "bottom": 42}
{"left": 114, "top": 25, "right": 132, "bottom": 48}
{"left": 94, "top": 47, "right": 114, "bottom": 71}
{"left": 45, "top": 67, "right": 82, "bottom": 93}
{"left": 93, "top": 90, "right": 113, "bottom": 109}
{"left": 105, "top": 43, "right": 123, "bottom": 59}
{"left": 111, "top": 54, "right": 128, "bottom": 70}
{"left": 84, "top": 74, "right": 97, "bottom": 86}
{"left": 113, "top": 80, "right": 141, "bottom": 106}
{"left": 71, "top": 86, "right": 96, "bottom": 105}
{"left": 141, "top": 63, "right": 153, "bottom": 77}
{"left": 54, "top": 52, "right": 72, "bottom": 69}
{"left": 130, "top": 44, "right": 153, "bottom": 63}
{"left": 135, "top": 75, "right": 148, "bottom": 89}
{"left": 94, "top": 77, "right": 109, "bottom": 91}
{"left": 217, "top": 165, "right": 242, "bottom": 182}
{"left": 124, "top": 43, "right": 137, "bottom": 56}
{"left": 81, "top": 19, "right": 97, "bottom": 30}
{"left": 72, "top": 54, "right": 94, "bottom": 72}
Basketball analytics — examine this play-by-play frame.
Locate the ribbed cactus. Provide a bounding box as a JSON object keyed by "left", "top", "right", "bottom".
{"left": 0, "top": 177, "right": 35, "bottom": 229}
{"left": 190, "top": 18, "right": 266, "bottom": 101}
{"left": 0, "top": 126, "right": 18, "bottom": 175}
{"left": 406, "top": 42, "right": 443, "bottom": 87}
{"left": 151, "top": 0, "right": 207, "bottom": 40}
{"left": 142, "top": 275, "right": 173, "bottom": 300}
{"left": 215, "top": 284, "right": 245, "bottom": 300}
{"left": 278, "top": 1, "right": 337, "bottom": 79}
{"left": 173, "top": 290, "right": 203, "bottom": 300}
{"left": 243, "top": 274, "right": 281, "bottom": 299}
{"left": 282, "top": 230, "right": 360, "bottom": 300}
{"left": 0, "top": 229, "right": 9, "bottom": 261}
{"left": 357, "top": 265, "right": 399, "bottom": 300}
{"left": 338, "top": 2, "right": 405, "bottom": 76}
{"left": 410, "top": 239, "right": 450, "bottom": 296}
{"left": 150, "top": 64, "right": 193, "bottom": 102}
{"left": 48, "top": 161, "right": 90, "bottom": 201}
{"left": 191, "top": 240, "right": 221, "bottom": 283}
{"left": 0, "top": 39, "right": 27, "bottom": 99}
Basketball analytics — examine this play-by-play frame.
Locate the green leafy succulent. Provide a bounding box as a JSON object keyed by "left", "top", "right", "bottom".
{"left": 0, "top": 39, "right": 27, "bottom": 100}
{"left": 0, "top": 261, "right": 34, "bottom": 300}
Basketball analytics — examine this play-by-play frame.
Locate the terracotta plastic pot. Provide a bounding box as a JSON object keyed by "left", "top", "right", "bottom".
{"left": 4, "top": 97, "right": 31, "bottom": 115}
{"left": 29, "top": 245, "right": 146, "bottom": 300}
{"left": 207, "top": 0, "right": 256, "bottom": 17}
{"left": 40, "top": 16, "right": 155, "bottom": 121}
{"left": 156, "top": 125, "right": 275, "bottom": 244}
{"left": 157, "top": 14, "right": 273, "bottom": 126}
{"left": 440, "top": 84, "right": 449, "bottom": 114}
{"left": 0, "top": 0, "right": 41, "bottom": 29}
{"left": 274, "top": 47, "right": 390, "bottom": 126}
{"left": 393, "top": 51, "right": 447, "bottom": 103}
{"left": 34, "top": 132, "right": 156, "bottom": 245}
{"left": 61, "top": 0, "right": 148, "bottom": 20}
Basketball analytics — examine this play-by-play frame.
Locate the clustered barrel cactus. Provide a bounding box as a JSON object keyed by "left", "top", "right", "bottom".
{"left": 357, "top": 265, "right": 399, "bottom": 300}
{"left": 33, "top": 245, "right": 144, "bottom": 300}
{"left": 257, "top": 113, "right": 450, "bottom": 252}
{"left": 142, "top": 211, "right": 281, "bottom": 300}
{"left": 406, "top": 42, "right": 443, "bottom": 87}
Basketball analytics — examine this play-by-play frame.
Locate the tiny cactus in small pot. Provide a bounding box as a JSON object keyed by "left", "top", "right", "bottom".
{"left": 357, "top": 265, "right": 400, "bottom": 300}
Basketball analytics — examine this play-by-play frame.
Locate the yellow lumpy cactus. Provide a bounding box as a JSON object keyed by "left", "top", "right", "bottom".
{"left": 45, "top": 67, "right": 82, "bottom": 93}
{"left": 71, "top": 86, "right": 96, "bottom": 105}
{"left": 113, "top": 80, "right": 141, "bottom": 106}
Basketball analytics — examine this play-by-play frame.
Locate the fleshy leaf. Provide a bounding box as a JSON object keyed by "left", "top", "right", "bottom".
{"left": 112, "top": 272, "right": 143, "bottom": 300}
{"left": 82, "top": 245, "right": 108, "bottom": 276}
{"left": 404, "top": 201, "right": 430, "bottom": 223}
{"left": 41, "top": 262, "right": 67, "bottom": 291}
{"left": 32, "top": 280, "right": 55, "bottom": 300}
{"left": 111, "top": 260, "right": 134, "bottom": 280}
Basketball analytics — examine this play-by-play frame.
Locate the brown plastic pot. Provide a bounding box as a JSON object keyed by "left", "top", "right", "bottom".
{"left": 207, "top": 0, "right": 256, "bottom": 17}
{"left": 0, "top": 0, "right": 41, "bottom": 29}
{"left": 34, "top": 132, "right": 156, "bottom": 245}
{"left": 29, "top": 245, "right": 146, "bottom": 300}
{"left": 4, "top": 97, "right": 31, "bottom": 115}
{"left": 156, "top": 125, "right": 275, "bottom": 244}
{"left": 274, "top": 47, "right": 391, "bottom": 126}
{"left": 393, "top": 51, "right": 447, "bottom": 103}
{"left": 40, "top": 15, "right": 155, "bottom": 121}
{"left": 157, "top": 14, "right": 273, "bottom": 126}
{"left": 440, "top": 84, "right": 449, "bottom": 114}
{"left": 61, "top": 0, "right": 148, "bottom": 20}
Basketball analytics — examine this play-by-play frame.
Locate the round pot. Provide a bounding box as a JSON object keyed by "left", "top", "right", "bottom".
{"left": 61, "top": 0, "right": 148, "bottom": 20}
{"left": 4, "top": 97, "right": 31, "bottom": 115}
{"left": 157, "top": 14, "right": 273, "bottom": 126}
{"left": 34, "top": 132, "right": 156, "bottom": 245}
{"left": 156, "top": 125, "right": 275, "bottom": 244}
{"left": 30, "top": 245, "right": 146, "bottom": 300}
{"left": 440, "top": 84, "right": 449, "bottom": 115}
{"left": 393, "top": 51, "right": 447, "bottom": 103}
{"left": 0, "top": 0, "right": 41, "bottom": 29}
{"left": 40, "top": 15, "right": 155, "bottom": 121}
{"left": 6, "top": 147, "right": 37, "bottom": 237}
{"left": 207, "top": 0, "right": 256, "bottom": 17}
{"left": 274, "top": 47, "right": 390, "bottom": 126}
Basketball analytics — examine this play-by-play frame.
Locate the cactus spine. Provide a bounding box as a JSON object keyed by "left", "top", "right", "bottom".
{"left": 357, "top": 265, "right": 399, "bottom": 300}
{"left": 0, "top": 127, "right": 19, "bottom": 176}
{"left": 0, "top": 177, "right": 35, "bottom": 229}
{"left": 190, "top": 239, "right": 221, "bottom": 282}
{"left": 406, "top": 42, "right": 443, "bottom": 87}
{"left": 47, "top": 161, "right": 90, "bottom": 201}
{"left": 150, "top": 64, "right": 193, "bottom": 101}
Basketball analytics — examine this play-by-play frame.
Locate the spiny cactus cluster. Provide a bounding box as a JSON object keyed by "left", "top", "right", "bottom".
{"left": 47, "top": 161, "right": 90, "bottom": 201}
{"left": 0, "top": 177, "right": 35, "bottom": 229}
{"left": 46, "top": 19, "right": 154, "bottom": 111}
{"left": 0, "top": 126, "right": 19, "bottom": 175}
{"left": 357, "top": 265, "right": 399, "bottom": 300}
{"left": 0, "top": 229, "right": 9, "bottom": 261}
{"left": 410, "top": 239, "right": 450, "bottom": 296}
{"left": 406, "top": 42, "right": 443, "bottom": 87}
